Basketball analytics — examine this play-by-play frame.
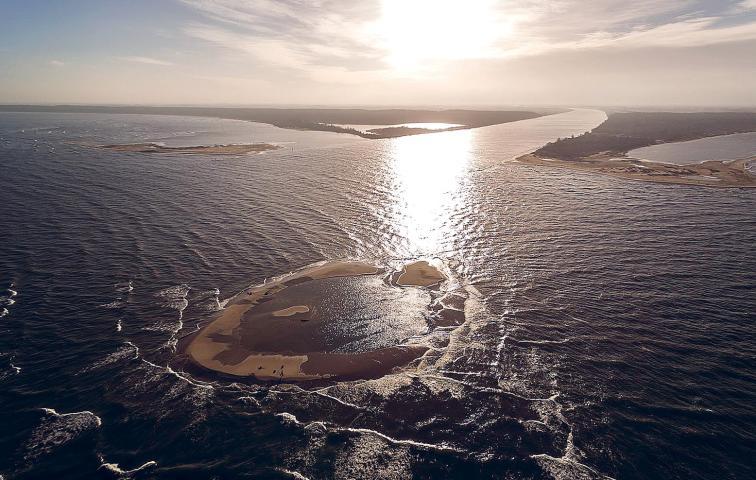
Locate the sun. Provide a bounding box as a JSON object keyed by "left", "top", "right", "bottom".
{"left": 378, "top": 0, "right": 506, "bottom": 72}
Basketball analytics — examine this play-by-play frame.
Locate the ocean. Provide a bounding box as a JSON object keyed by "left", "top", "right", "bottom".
{"left": 1, "top": 109, "right": 754, "bottom": 479}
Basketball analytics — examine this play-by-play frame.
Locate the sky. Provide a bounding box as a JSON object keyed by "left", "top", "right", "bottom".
{"left": 0, "top": 0, "right": 755, "bottom": 107}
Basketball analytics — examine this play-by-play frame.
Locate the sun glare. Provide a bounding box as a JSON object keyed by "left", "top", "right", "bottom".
{"left": 389, "top": 129, "right": 473, "bottom": 255}
{"left": 378, "top": 0, "right": 505, "bottom": 71}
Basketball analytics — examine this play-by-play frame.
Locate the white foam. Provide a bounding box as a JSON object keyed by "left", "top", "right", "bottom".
{"left": 157, "top": 284, "right": 190, "bottom": 320}
{"left": 139, "top": 357, "right": 214, "bottom": 390}
{"left": 98, "top": 458, "right": 157, "bottom": 477}
{"left": 40, "top": 408, "right": 102, "bottom": 426}
{"left": 277, "top": 468, "right": 311, "bottom": 480}
{"left": 275, "top": 411, "right": 462, "bottom": 454}
{"left": 99, "top": 300, "right": 126, "bottom": 309}
{"left": 81, "top": 343, "right": 139, "bottom": 373}
{"left": 531, "top": 452, "right": 615, "bottom": 480}
{"left": 26, "top": 409, "right": 102, "bottom": 460}
{"left": 339, "top": 427, "right": 463, "bottom": 453}
{"left": 114, "top": 280, "right": 134, "bottom": 293}
{"left": 276, "top": 412, "right": 301, "bottom": 425}
{"left": 10, "top": 357, "right": 20, "bottom": 374}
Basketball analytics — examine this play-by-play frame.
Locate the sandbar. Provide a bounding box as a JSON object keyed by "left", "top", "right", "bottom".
{"left": 181, "top": 260, "right": 461, "bottom": 382}
{"left": 396, "top": 261, "right": 447, "bottom": 288}
{"left": 101, "top": 142, "right": 282, "bottom": 155}
{"left": 272, "top": 305, "right": 310, "bottom": 317}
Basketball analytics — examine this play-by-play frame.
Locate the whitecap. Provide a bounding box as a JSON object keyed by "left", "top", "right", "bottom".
{"left": 277, "top": 468, "right": 311, "bottom": 480}
{"left": 99, "top": 300, "right": 126, "bottom": 309}
{"left": 531, "top": 452, "right": 615, "bottom": 480}
{"left": 276, "top": 412, "right": 302, "bottom": 425}
{"left": 25, "top": 409, "right": 102, "bottom": 460}
{"left": 10, "top": 358, "right": 20, "bottom": 374}
{"left": 98, "top": 458, "right": 157, "bottom": 478}
{"left": 81, "top": 343, "right": 138, "bottom": 373}
{"left": 156, "top": 284, "right": 190, "bottom": 319}
{"left": 114, "top": 280, "right": 134, "bottom": 293}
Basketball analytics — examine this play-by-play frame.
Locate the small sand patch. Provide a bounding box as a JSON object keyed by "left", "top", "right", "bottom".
{"left": 397, "top": 261, "right": 446, "bottom": 288}
{"left": 273, "top": 305, "right": 310, "bottom": 317}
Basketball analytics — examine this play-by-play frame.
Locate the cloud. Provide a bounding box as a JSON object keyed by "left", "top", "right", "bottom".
{"left": 49, "top": 60, "right": 65, "bottom": 67}
{"left": 736, "top": 0, "right": 756, "bottom": 11}
{"left": 179, "top": 0, "right": 384, "bottom": 73}
{"left": 177, "top": 0, "right": 756, "bottom": 79}
{"left": 118, "top": 56, "right": 174, "bottom": 66}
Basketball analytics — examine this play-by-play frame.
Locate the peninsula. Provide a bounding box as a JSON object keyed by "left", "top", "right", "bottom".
{"left": 520, "top": 112, "right": 756, "bottom": 187}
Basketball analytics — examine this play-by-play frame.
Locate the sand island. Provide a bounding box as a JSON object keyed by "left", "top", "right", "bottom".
{"left": 520, "top": 112, "right": 756, "bottom": 188}
{"left": 180, "top": 260, "right": 467, "bottom": 381}
{"left": 101, "top": 142, "right": 282, "bottom": 155}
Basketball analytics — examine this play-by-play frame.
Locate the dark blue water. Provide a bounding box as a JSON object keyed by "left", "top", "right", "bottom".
{"left": 1, "top": 110, "right": 754, "bottom": 479}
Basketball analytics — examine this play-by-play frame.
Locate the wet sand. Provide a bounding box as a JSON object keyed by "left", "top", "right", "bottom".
{"left": 518, "top": 153, "right": 756, "bottom": 188}
{"left": 396, "top": 260, "right": 447, "bottom": 288}
{"left": 272, "top": 305, "right": 310, "bottom": 317}
{"left": 101, "top": 142, "right": 282, "bottom": 155}
{"left": 182, "top": 260, "right": 460, "bottom": 381}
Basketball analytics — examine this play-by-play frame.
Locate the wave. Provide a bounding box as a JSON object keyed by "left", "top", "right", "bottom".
{"left": 277, "top": 468, "right": 311, "bottom": 480}
{"left": 80, "top": 343, "right": 139, "bottom": 373}
{"left": 25, "top": 409, "right": 102, "bottom": 460}
{"left": 99, "top": 282, "right": 132, "bottom": 311}
{"left": 275, "top": 412, "right": 462, "bottom": 453}
{"left": 0, "top": 354, "right": 21, "bottom": 380}
{"left": 156, "top": 284, "right": 190, "bottom": 319}
{"left": 114, "top": 280, "right": 134, "bottom": 293}
{"left": 531, "top": 451, "right": 615, "bottom": 480}
{"left": 39, "top": 408, "right": 102, "bottom": 425}
{"left": 193, "top": 287, "right": 223, "bottom": 312}
{"left": 1, "top": 283, "right": 17, "bottom": 317}
{"left": 98, "top": 457, "right": 157, "bottom": 479}
{"left": 10, "top": 357, "right": 20, "bottom": 374}
{"left": 99, "top": 299, "right": 126, "bottom": 309}
{"left": 153, "top": 284, "right": 193, "bottom": 351}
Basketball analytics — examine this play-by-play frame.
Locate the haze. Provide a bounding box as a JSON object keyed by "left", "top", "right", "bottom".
{"left": 1, "top": 0, "right": 755, "bottom": 106}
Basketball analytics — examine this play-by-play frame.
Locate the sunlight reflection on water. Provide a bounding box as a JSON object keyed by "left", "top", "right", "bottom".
{"left": 389, "top": 128, "right": 472, "bottom": 255}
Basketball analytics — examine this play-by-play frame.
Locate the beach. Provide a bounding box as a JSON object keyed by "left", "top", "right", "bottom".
{"left": 518, "top": 153, "right": 756, "bottom": 188}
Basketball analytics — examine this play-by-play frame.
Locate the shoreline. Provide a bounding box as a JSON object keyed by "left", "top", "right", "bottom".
{"left": 517, "top": 153, "right": 756, "bottom": 188}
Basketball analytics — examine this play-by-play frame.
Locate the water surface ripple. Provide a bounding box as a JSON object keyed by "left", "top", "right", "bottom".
{"left": 0, "top": 110, "right": 754, "bottom": 479}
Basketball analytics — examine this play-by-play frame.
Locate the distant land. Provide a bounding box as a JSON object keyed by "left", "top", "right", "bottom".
{"left": 100, "top": 142, "right": 282, "bottom": 155}
{"left": 0, "top": 105, "right": 563, "bottom": 139}
{"left": 535, "top": 112, "right": 756, "bottom": 160}
{"left": 521, "top": 112, "right": 756, "bottom": 188}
